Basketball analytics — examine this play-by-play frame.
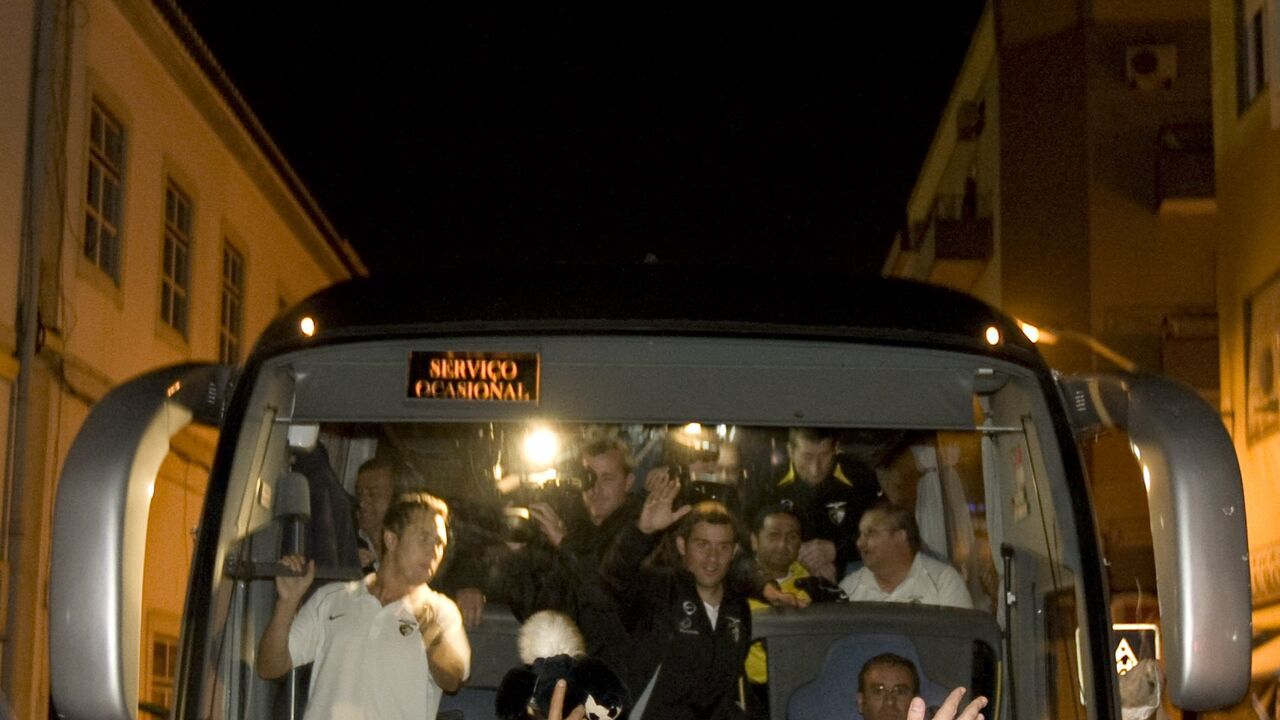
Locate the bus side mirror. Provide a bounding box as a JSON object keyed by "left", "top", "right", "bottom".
{"left": 49, "top": 363, "right": 229, "bottom": 720}
{"left": 1061, "top": 374, "right": 1250, "bottom": 710}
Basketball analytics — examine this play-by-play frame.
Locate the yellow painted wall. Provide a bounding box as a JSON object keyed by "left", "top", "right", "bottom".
{"left": 0, "top": 1, "right": 361, "bottom": 716}
{"left": 59, "top": 0, "right": 338, "bottom": 379}
{"left": 1085, "top": 20, "right": 1218, "bottom": 370}
{"left": 1211, "top": 0, "right": 1280, "bottom": 594}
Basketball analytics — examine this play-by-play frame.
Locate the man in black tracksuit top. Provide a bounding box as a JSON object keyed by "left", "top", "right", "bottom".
{"left": 601, "top": 475, "right": 752, "bottom": 720}
{"left": 771, "top": 427, "right": 882, "bottom": 581}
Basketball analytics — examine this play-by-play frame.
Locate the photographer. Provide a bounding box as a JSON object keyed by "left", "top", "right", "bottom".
{"left": 493, "top": 436, "right": 642, "bottom": 676}
{"left": 644, "top": 437, "right": 751, "bottom": 523}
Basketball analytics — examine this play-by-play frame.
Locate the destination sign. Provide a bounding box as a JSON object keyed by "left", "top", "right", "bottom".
{"left": 407, "top": 351, "right": 539, "bottom": 403}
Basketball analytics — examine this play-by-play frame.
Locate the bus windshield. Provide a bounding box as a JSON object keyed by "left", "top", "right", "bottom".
{"left": 186, "top": 335, "right": 1099, "bottom": 720}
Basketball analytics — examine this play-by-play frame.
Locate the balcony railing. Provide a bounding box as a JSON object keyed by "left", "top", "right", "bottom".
{"left": 915, "top": 193, "right": 993, "bottom": 261}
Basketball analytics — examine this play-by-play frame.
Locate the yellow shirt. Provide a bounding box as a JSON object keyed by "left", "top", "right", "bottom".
{"left": 746, "top": 561, "right": 812, "bottom": 683}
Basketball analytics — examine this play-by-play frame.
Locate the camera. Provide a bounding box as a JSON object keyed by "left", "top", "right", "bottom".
{"left": 668, "top": 464, "right": 740, "bottom": 509}
{"left": 502, "top": 468, "right": 598, "bottom": 543}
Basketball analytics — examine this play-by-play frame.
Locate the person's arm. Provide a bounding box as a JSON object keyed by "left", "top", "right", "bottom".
{"left": 256, "top": 556, "right": 314, "bottom": 679}
{"left": 798, "top": 538, "right": 839, "bottom": 581}
{"left": 598, "top": 476, "right": 686, "bottom": 596}
{"left": 419, "top": 593, "right": 471, "bottom": 693}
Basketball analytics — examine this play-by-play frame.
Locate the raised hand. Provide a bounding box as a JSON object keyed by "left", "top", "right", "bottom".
{"left": 911, "top": 687, "right": 988, "bottom": 720}
{"left": 637, "top": 473, "right": 691, "bottom": 534}
{"left": 274, "top": 555, "right": 314, "bottom": 605}
{"left": 546, "top": 679, "right": 587, "bottom": 720}
{"left": 644, "top": 466, "right": 673, "bottom": 494}
{"left": 529, "top": 502, "right": 567, "bottom": 548}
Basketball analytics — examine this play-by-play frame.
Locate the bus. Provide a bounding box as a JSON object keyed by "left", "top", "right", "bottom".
{"left": 47, "top": 267, "right": 1250, "bottom": 720}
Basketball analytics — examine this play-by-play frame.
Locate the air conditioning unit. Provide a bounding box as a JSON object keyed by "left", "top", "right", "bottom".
{"left": 1126, "top": 44, "right": 1177, "bottom": 91}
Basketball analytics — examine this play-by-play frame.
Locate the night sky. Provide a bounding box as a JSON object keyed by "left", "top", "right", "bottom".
{"left": 174, "top": 5, "right": 985, "bottom": 275}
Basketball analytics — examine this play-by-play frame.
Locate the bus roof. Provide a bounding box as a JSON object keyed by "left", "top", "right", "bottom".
{"left": 252, "top": 266, "right": 1042, "bottom": 365}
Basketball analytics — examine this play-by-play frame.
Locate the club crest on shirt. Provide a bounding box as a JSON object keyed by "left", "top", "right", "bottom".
{"left": 678, "top": 617, "right": 699, "bottom": 635}
{"left": 682, "top": 600, "right": 697, "bottom": 616}
{"left": 725, "top": 616, "right": 743, "bottom": 644}
{"left": 826, "top": 501, "right": 847, "bottom": 525}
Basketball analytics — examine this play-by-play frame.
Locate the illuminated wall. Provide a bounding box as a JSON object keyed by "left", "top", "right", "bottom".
{"left": 0, "top": 1, "right": 364, "bottom": 717}
{"left": 884, "top": 0, "right": 1222, "bottom": 697}
{"left": 1210, "top": 0, "right": 1280, "bottom": 678}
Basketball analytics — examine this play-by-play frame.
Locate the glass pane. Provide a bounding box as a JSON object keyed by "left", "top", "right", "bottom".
{"left": 90, "top": 108, "right": 103, "bottom": 151}
{"left": 84, "top": 215, "right": 98, "bottom": 259}
{"left": 104, "top": 178, "right": 120, "bottom": 222}
{"left": 102, "top": 230, "right": 118, "bottom": 279}
{"left": 175, "top": 244, "right": 187, "bottom": 286}
{"left": 105, "top": 125, "right": 122, "bottom": 166}
{"left": 87, "top": 162, "right": 100, "bottom": 207}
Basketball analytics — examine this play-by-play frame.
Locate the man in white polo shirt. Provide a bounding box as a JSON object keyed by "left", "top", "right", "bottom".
{"left": 838, "top": 502, "right": 972, "bottom": 609}
{"left": 257, "top": 491, "right": 471, "bottom": 719}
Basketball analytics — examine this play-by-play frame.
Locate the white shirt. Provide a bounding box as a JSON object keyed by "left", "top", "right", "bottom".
{"left": 288, "top": 577, "right": 470, "bottom": 720}
{"left": 838, "top": 553, "right": 974, "bottom": 609}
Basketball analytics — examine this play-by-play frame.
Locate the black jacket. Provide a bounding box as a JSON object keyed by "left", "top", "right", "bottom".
{"left": 770, "top": 455, "right": 882, "bottom": 571}
{"left": 495, "top": 497, "right": 641, "bottom": 676}
{"left": 601, "top": 524, "right": 752, "bottom": 720}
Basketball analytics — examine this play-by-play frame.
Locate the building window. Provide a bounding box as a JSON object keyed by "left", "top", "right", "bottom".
{"left": 148, "top": 633, "right": 178, "bottom": 710}
{"left": 85, "top": 102, "right": 125, "bottom": 282}
{"left": 161, "top": 182, "right": 192, "bottom": 338}
{"left": 219, "top": 244, "right": 244, "bottom": 364}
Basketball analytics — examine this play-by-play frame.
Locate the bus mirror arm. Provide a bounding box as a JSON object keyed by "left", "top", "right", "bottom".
{"left": 49, "top": 363, "right": 232, "bottom": 720}
{"left": 1059, "top": 373, "right": 1251, "bottom": 710}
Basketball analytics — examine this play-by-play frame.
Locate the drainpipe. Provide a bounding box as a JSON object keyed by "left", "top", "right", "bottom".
{"left": 5, "top": 0, "right": 70, "bottom": 707}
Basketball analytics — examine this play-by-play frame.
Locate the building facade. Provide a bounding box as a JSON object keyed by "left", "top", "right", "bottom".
{"left": 884, "top": 0, "right": 1230, "bottom": 698}
{"left": 0, "top": 0, "right": 364, "bottom": 716}
{"left": 1211, "top": 0, "right": 1280, "bottom": 686}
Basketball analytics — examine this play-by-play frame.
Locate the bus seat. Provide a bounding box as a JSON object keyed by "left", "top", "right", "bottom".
{"left": 786, "top": 634, "right": 947, "bottom": 720}
{"left": 753, "top": 603, "right": 1002, "bottom": 720}
{"left": 436, "top": 605, "right": 522, "bottom": 720}
{"left": 292, "top": 443, "right": 361, "bottom": 570}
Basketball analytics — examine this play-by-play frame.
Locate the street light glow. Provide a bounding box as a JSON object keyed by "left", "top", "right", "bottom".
{"left": 1019, "top": 322, "right": 1041, "bottom": 343}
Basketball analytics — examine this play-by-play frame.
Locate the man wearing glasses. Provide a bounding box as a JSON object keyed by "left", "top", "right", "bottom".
{"left": 858, "top": 654, "right": 920, "bottom": 720}
{"left": 839, "top": 502, "right": 973, "bottom": 608}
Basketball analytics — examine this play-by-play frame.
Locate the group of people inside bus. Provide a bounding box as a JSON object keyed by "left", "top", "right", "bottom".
{"left": 256, "top": 426, "right": 988, "bottom": 720}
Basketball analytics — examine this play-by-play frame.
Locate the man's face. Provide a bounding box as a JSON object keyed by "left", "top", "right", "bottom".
{"left": 856, "top": 509, "right": 909, "bottom": 576}
{"left": 858, "top": 663, "right": 917, "bottom": 720}
{"left": 677, "top": 521, "right": 738, "bottom": 592}
{"left": 383, "top": 508, "right": 447, "bottom": 586}
{"left": 356, "top": 466, "right": 393, "bottom": 540}
{"left": 581, "top": 449, "right": 634, "bottom": 526}
{"left": 751, "top": 513, "right": 802, "bottom": 576}
{"left": 789, "top": 437, "right": 836, "bottom": 486}
{"left": 715, "top": 445, "right": 743, "bottom": 485}
{"left": 688, "top": 445, "right": 743, "bottom": 486}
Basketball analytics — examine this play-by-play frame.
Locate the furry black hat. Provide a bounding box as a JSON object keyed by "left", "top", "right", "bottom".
{"left": 495, "top": 611, "right": 630, "bottom": 720}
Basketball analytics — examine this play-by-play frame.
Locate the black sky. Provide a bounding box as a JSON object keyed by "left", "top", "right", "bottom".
{"left": 175, "top": 5, "right": 985, "bottom": 275}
